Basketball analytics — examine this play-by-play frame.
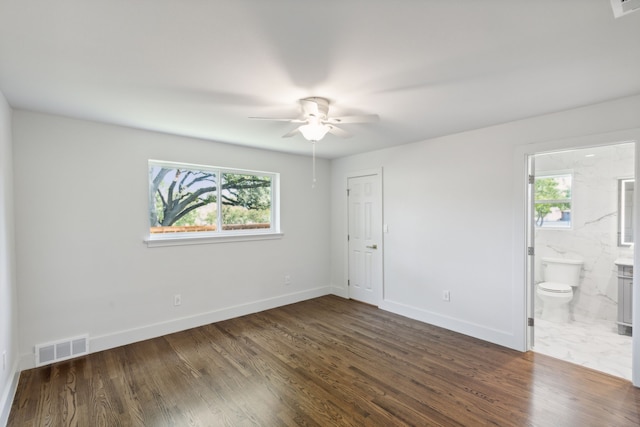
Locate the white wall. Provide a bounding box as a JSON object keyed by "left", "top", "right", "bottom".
{"left": 330, "top": 94, "right": 640, "bottom": 356}
{"left": 8, "top": 93, "right": 640, "bottom": 391}
{"left": 13, "top": 111, "right": 332, "bottom": 369}
{"left": 0, "top": 92, "right": 18, "bottom": 425}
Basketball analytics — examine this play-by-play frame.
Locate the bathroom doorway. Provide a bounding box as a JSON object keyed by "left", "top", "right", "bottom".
{"left": 527, "top": 142, "right": 635, "bottom": 380}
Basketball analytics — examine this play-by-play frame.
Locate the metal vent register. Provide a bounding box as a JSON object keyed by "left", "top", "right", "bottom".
{"left": 35, "top": 335, "right": 89, "bottom": 367}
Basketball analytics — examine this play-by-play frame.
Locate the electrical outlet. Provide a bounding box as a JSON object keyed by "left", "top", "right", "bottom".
{"left": 442, "top": 290, "right": 451, "bottom": 302}
{"left": 174, "top": 294, "right": 182, "bottom": 306}
{"left": 284, "top": 275, "right": 291, "bottom": 286}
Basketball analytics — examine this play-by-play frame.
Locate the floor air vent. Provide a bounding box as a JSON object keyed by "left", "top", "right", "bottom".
{"left": 35, "top": 335, "right": 89, "bottom": 367}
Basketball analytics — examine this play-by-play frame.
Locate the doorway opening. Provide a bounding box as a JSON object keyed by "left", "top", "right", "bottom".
{"left": 527, "top": 142, "right": 634, "bottom": 380}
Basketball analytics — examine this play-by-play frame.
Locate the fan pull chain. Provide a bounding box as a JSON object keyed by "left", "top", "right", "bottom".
{"left": 312, "top": 141, "right": 317, "bottom": 188}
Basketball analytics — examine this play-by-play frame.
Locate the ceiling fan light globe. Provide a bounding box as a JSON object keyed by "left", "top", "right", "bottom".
{"left": 299, "top": 123, "right": 329, "bottom": 141}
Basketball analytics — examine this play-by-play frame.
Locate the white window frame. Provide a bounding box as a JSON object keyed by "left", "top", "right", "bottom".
{"left": 145, "top": 160, "right": 282, "bottom": 247}
{"left": 534, "top": 171, "right": 573, "bottom": 230}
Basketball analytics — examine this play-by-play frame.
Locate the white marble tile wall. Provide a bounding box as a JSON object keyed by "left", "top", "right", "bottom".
{"left": 534, "top": 143, "right": 634, "bottom": 323}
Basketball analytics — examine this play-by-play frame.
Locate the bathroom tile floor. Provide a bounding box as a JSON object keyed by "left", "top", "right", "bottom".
{"left": 533, "top": 316, "right": 632, "bottom": 381}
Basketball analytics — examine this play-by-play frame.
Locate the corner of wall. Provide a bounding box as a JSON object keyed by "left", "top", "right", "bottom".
{"left": 0, "top": 89, "right": 19, "bottom": 427}
{"left": 330, "top": 285, "right": 349, "bottom": 299}
{"left": 0, "top": 361, "right": 20, "bottom": 427}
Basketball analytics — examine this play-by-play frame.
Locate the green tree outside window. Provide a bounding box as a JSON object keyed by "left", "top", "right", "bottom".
{"left": 535, "top": 175, "right": 572, "bottom": 227}
{"left": 149, "top": 162, "right": 274, "bottom": 234}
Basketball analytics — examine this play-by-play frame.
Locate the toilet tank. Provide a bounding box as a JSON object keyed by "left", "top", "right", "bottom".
{"left": 541, "top": 257, "right": 583, "bottom": 287}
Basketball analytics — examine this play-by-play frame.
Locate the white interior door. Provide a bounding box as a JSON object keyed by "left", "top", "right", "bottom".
{"left": 348, "top": 173, "right": 383, "bottom": 305}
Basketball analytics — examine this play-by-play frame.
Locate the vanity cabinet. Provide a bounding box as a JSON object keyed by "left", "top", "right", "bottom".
{"left": 616, "top": 261, "right": 633, "bottom": 335}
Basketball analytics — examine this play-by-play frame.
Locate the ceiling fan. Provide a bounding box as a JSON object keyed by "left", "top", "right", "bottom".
{"left": 250, "top": 97, "right": 379, "bottom": 142}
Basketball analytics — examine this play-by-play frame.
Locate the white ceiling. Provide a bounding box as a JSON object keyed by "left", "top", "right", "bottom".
{"left": 1, "top": 0, "right": 639, "bottom": 159}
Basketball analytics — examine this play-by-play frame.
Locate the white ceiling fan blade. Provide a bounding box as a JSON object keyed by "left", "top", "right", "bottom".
{"left": 251, "top": 97, "right": 374, "bottom": 142}
{"left": 326, "top": 125, "right": 352, "bottom": 138}
{"left": 249, "top": 116, "right": 306, "bottom": 123}
{"left": 325, "top": 114, "right": 379, "bottom": 124}
{"left": 249, "top": 117, "right": 292, "bottom": 122}
{"left": 282, "top": 127, "right": 302, "bottom": 138}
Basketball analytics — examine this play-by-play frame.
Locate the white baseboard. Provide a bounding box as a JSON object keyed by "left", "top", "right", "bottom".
{"left": 19, "top": 286, "right": 332, "bottom": 371}
{"left": 379, "top": 298, "right": 521, "bottom": 351}
{"left": 1, "top": 362, "right": 20, "bottom": 427}
{"left": 330, "top": 285, "right": 349, "bottom": 298}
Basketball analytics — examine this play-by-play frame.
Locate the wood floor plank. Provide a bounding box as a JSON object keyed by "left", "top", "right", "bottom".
{"left": 8, "top": 295, "right": 640, "bottom": 426}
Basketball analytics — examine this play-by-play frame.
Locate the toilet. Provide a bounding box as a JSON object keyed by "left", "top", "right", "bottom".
{"left": 536, "top": 257, "right": 583, "bottom": 323}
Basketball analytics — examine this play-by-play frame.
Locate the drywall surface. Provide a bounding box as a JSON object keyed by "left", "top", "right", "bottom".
{"left": 331, "top": 94, "right": 640, "bottom": 353}
{"left": 0, "top": 91, "right": 18, "bottom": 425}
{"left": 13, "top": 111, "right": 332, "bottom": 368}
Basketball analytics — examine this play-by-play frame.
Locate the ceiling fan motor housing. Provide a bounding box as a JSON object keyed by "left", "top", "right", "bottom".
{"left": 301, "top": 97, "right": 330, "bottom": 119}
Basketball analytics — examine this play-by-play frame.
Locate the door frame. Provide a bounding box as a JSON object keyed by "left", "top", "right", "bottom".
{"left": 515, "top": 129, "right": 639, "bottom": 387}
{"left": 345, "top": 168, "right": 384, "bottom": 306}
{"left": 526, "top": 154, "right": 536, "bottom": 350}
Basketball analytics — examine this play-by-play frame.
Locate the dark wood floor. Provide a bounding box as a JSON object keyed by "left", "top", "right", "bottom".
{"left": 8, "top": 295, "right": 640, "bottom": 426}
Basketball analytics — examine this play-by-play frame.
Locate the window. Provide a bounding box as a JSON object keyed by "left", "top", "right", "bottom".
{"left": 147, "top": 160, "right": 279, "bottom": 245}
{"left": 534, "top": 173, "right": 572, "bottom": 228}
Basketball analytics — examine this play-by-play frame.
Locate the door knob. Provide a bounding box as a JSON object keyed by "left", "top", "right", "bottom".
{"left": 366, "top": 244, "right": 378, "bottom": 249}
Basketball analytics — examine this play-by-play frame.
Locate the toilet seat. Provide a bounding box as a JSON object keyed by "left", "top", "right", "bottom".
{"left": 536, "top": 281, "right": 574, "bottom": 323}
{"left": 538, "top": 282, "right": 572, "bottom": 293}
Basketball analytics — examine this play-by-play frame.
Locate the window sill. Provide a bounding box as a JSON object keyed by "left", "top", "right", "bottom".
{"left": 144, "top": 231, "right": 284, "bottom": 248}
